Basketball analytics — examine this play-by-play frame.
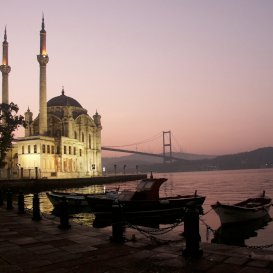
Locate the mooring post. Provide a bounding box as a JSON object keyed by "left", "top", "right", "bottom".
{"left": 6, "top": 190, "right": 13, "bottom": 210}
{"left": 182, "top": 206, "right": 203, "bottom": 258}
{"left": 110, "top": 201, "right": 125, "bottom": 243}
{"left": 18, "top": 192, "right": 25, "bottom": 214}
{"left": 32, "top": 193, "right": 42, "bottom": 221}
{"left": 0, "top": 190, "right": 4, "bottom": 206}
{"left": 58, "top": 197, "right": 71, "bottom": 229}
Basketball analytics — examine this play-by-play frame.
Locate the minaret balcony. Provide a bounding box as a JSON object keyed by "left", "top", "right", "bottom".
{"left": 0, "top": 64, "right": 11, "bottom": 74}
{"left": 37, "top": 54, "right": 49, "bottom": 66}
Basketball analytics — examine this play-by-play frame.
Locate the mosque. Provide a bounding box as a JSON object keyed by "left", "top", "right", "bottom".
{"left": 0, "top": 17, "right": 102, "bottom": 178}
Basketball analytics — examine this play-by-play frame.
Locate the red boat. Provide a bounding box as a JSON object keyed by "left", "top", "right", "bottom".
{"left": 85, "top": 174, "right": 206, "bottom": 226}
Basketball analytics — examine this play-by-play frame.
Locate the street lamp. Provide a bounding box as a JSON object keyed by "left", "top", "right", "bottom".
{"left": 123, "top": 164, "right": 127, "bottom": 175}
{"left": 16, "top": 163, "right": 21, "bottom": 178}
{"left": 114, "top": 164, "right": 117, "bottom": 176}
{"left": 136, "top": 165, "right": 139, "bottom": 174}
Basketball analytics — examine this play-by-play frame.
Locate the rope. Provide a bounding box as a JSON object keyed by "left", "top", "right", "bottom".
{"left": 199, "top": 217, "right": 216, "bottom": 235}
{"left": 202, "top": 207, "right": 214, "bottom": 215}
{"left": 247, "top": 243, "right": 273, "bottom": 249}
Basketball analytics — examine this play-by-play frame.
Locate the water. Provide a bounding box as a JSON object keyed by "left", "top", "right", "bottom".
{"left": 158, "top": 169, "right": 273, "bottom": 249}
{"left": 25, "top": 168, "right": 273, "bottom": 249}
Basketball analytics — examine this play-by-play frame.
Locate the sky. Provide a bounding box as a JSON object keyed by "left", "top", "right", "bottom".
{"left": 1, "top": 0, "right": 273, "bottom": 156}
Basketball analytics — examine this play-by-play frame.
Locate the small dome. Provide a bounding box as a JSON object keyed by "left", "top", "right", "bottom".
{"left": 47, "top": 89, "right": 83, "bottom": 108}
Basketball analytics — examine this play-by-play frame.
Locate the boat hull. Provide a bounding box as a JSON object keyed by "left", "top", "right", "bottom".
{"left": 93, "top": 206, "right": 187, "bottom": 228}
{"left": 212, "top": 198, "right": 272, "bottom": 225}
{"left": 86, "top": 194, "right": 205, "bottom": 226}
{"left": 87, "top": 195, "right": 205, "bottom": 212}
{"left": 46, "top": 192, "right": 89, "bottom": 207}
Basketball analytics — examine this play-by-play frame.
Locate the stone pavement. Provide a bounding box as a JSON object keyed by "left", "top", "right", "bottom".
{"left": 0, "top": 208, "right": 273, "bottom": 273}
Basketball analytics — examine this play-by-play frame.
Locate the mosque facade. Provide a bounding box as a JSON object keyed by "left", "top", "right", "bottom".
{"left": 1, "top": 18, "right": 102, "bottom": 178}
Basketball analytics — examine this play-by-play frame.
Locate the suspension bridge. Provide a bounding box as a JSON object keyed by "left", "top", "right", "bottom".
{"left": 101, "top": 131, "right": 183, "bottom": 162}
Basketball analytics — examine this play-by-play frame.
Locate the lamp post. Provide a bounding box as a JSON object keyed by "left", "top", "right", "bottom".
{"left": 114, "top": 164, "right": 117, "bottom": 176}
{"left": 136, "top": 165, "right": 139, "bottom": 174}
{"left": 16, "top": 163, "right": 21, "bottom": 178}
{"left": 123, "top": 164, "right": 127, "bottom": 175}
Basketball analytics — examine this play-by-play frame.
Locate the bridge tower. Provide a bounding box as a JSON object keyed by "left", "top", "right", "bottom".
{"left": 163, "top": 131, "right": 172, "bottom": 163}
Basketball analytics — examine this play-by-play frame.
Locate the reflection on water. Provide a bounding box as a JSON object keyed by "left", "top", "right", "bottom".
{"left": 24, "top": 169, "right": 273, "bottom": 249}
{"left": 211, "top": 215, "right": 272, "bottom": 246}
{"left": 24, "top": 185, "right": 106, "bottom": 226}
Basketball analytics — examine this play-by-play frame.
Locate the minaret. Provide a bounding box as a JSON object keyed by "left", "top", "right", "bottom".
{"left": 37, "top": 15, "right": 49, "bottom": 135}
{"left": 0, "top": 27, "right": 11, "bottom": 104}
{"left": 24, "top": 107, "right": 33, "bottom": 137}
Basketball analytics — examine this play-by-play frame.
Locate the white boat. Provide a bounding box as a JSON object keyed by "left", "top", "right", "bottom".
{"left": 211, "top": 192, "right": 272, "bottom": 225}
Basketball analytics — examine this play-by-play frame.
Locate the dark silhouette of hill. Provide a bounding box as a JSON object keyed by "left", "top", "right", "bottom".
{"left": 102, "top": 147, "right": 273, "bottom": 173}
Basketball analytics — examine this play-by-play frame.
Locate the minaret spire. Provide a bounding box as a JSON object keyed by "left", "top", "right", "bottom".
{"left": 40, "top": 13, "right": 47, "bottom": 56}
{"left": 37, "top": 15, "right": 49, "bottom": 135}
{"left": 4, "top": 26, "right": 7, "bottom": 42}
{"left": 42, "top": 13, "right": 45, "bottom": 30}
{"left": 0, "top": 26, "right": 11, "bottom": 104}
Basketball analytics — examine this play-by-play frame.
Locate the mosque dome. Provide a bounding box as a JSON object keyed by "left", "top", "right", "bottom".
{"left": 47, "top": 88, "right": 83, "bottom": 108}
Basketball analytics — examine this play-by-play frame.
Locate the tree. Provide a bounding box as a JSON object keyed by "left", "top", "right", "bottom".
{"left": 0, "top": 102, "right": 25, "bottom": 168}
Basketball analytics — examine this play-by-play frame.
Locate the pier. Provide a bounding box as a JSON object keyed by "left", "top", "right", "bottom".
{"left": 0, "top": 174, "right": 146, "bottom": 193}
{"left": 0, "top": 205, "right": 273, "bottom": 272}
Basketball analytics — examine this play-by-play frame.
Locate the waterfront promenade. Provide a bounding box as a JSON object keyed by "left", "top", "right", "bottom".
{"left": 0, "top": 207, "right": 273, "bottom": 273}
{"left": 0, "top": 174, "right": 146, "bottom": 193}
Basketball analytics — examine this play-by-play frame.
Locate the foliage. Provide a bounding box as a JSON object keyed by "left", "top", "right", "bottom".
{"left": 0, "top": 102, "right": 25, "bottom": 168}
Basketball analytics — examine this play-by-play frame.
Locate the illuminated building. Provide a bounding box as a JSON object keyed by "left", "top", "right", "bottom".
{"left": 1, "top": 17, "right": 102, "bottom": 178}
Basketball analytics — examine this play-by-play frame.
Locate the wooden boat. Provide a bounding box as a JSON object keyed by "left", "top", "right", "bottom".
{"left": 85, "top": 174, "right": 206, "bottom": 225}
{"left": 46, "top": 190, "right": 118, "bottom": 211}
{"left": 211, "top": 192, "right": 272, "bottom": 225}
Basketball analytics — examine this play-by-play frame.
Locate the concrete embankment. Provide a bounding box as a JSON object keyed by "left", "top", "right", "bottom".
{"left": 1, "top": 207, "right": 273, "bottom": 273}
{"left": 0, "top": 174, "right": 147, "bottom": 193}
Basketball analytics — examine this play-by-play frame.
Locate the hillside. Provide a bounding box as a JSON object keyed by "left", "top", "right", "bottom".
{"left": 102, "top": 147, "right": 273, "bottom": 173}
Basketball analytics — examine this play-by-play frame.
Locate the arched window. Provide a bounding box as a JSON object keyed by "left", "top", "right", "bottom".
{"left": 74, "top": 131, "right": 77, "bottom": 139}
{"left": 82, "top": 133, "right": 84, "bottom": 142}
{"left": 22, "top": 146, "right": 24, "bottom": 154}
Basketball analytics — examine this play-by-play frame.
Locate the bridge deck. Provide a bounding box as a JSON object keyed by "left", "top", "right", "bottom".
{"left": 102, "top": 147, "right": 183, "bottom": 161}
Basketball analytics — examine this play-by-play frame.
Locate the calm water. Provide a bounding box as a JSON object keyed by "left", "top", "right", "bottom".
{"left": 25, "top": 168, "right": 273, "bottom": 249}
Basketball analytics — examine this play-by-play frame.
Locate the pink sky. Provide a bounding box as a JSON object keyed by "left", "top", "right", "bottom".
{"left": 1, "top": 0, "right": 273, "bottom": 156}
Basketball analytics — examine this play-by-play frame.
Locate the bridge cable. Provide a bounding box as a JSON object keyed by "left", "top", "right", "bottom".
{"left": 104, "top": 132, "right": 162, "bottom": 148}
{"left": 171, "top": 132, "right": 183, "bottom": 153}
